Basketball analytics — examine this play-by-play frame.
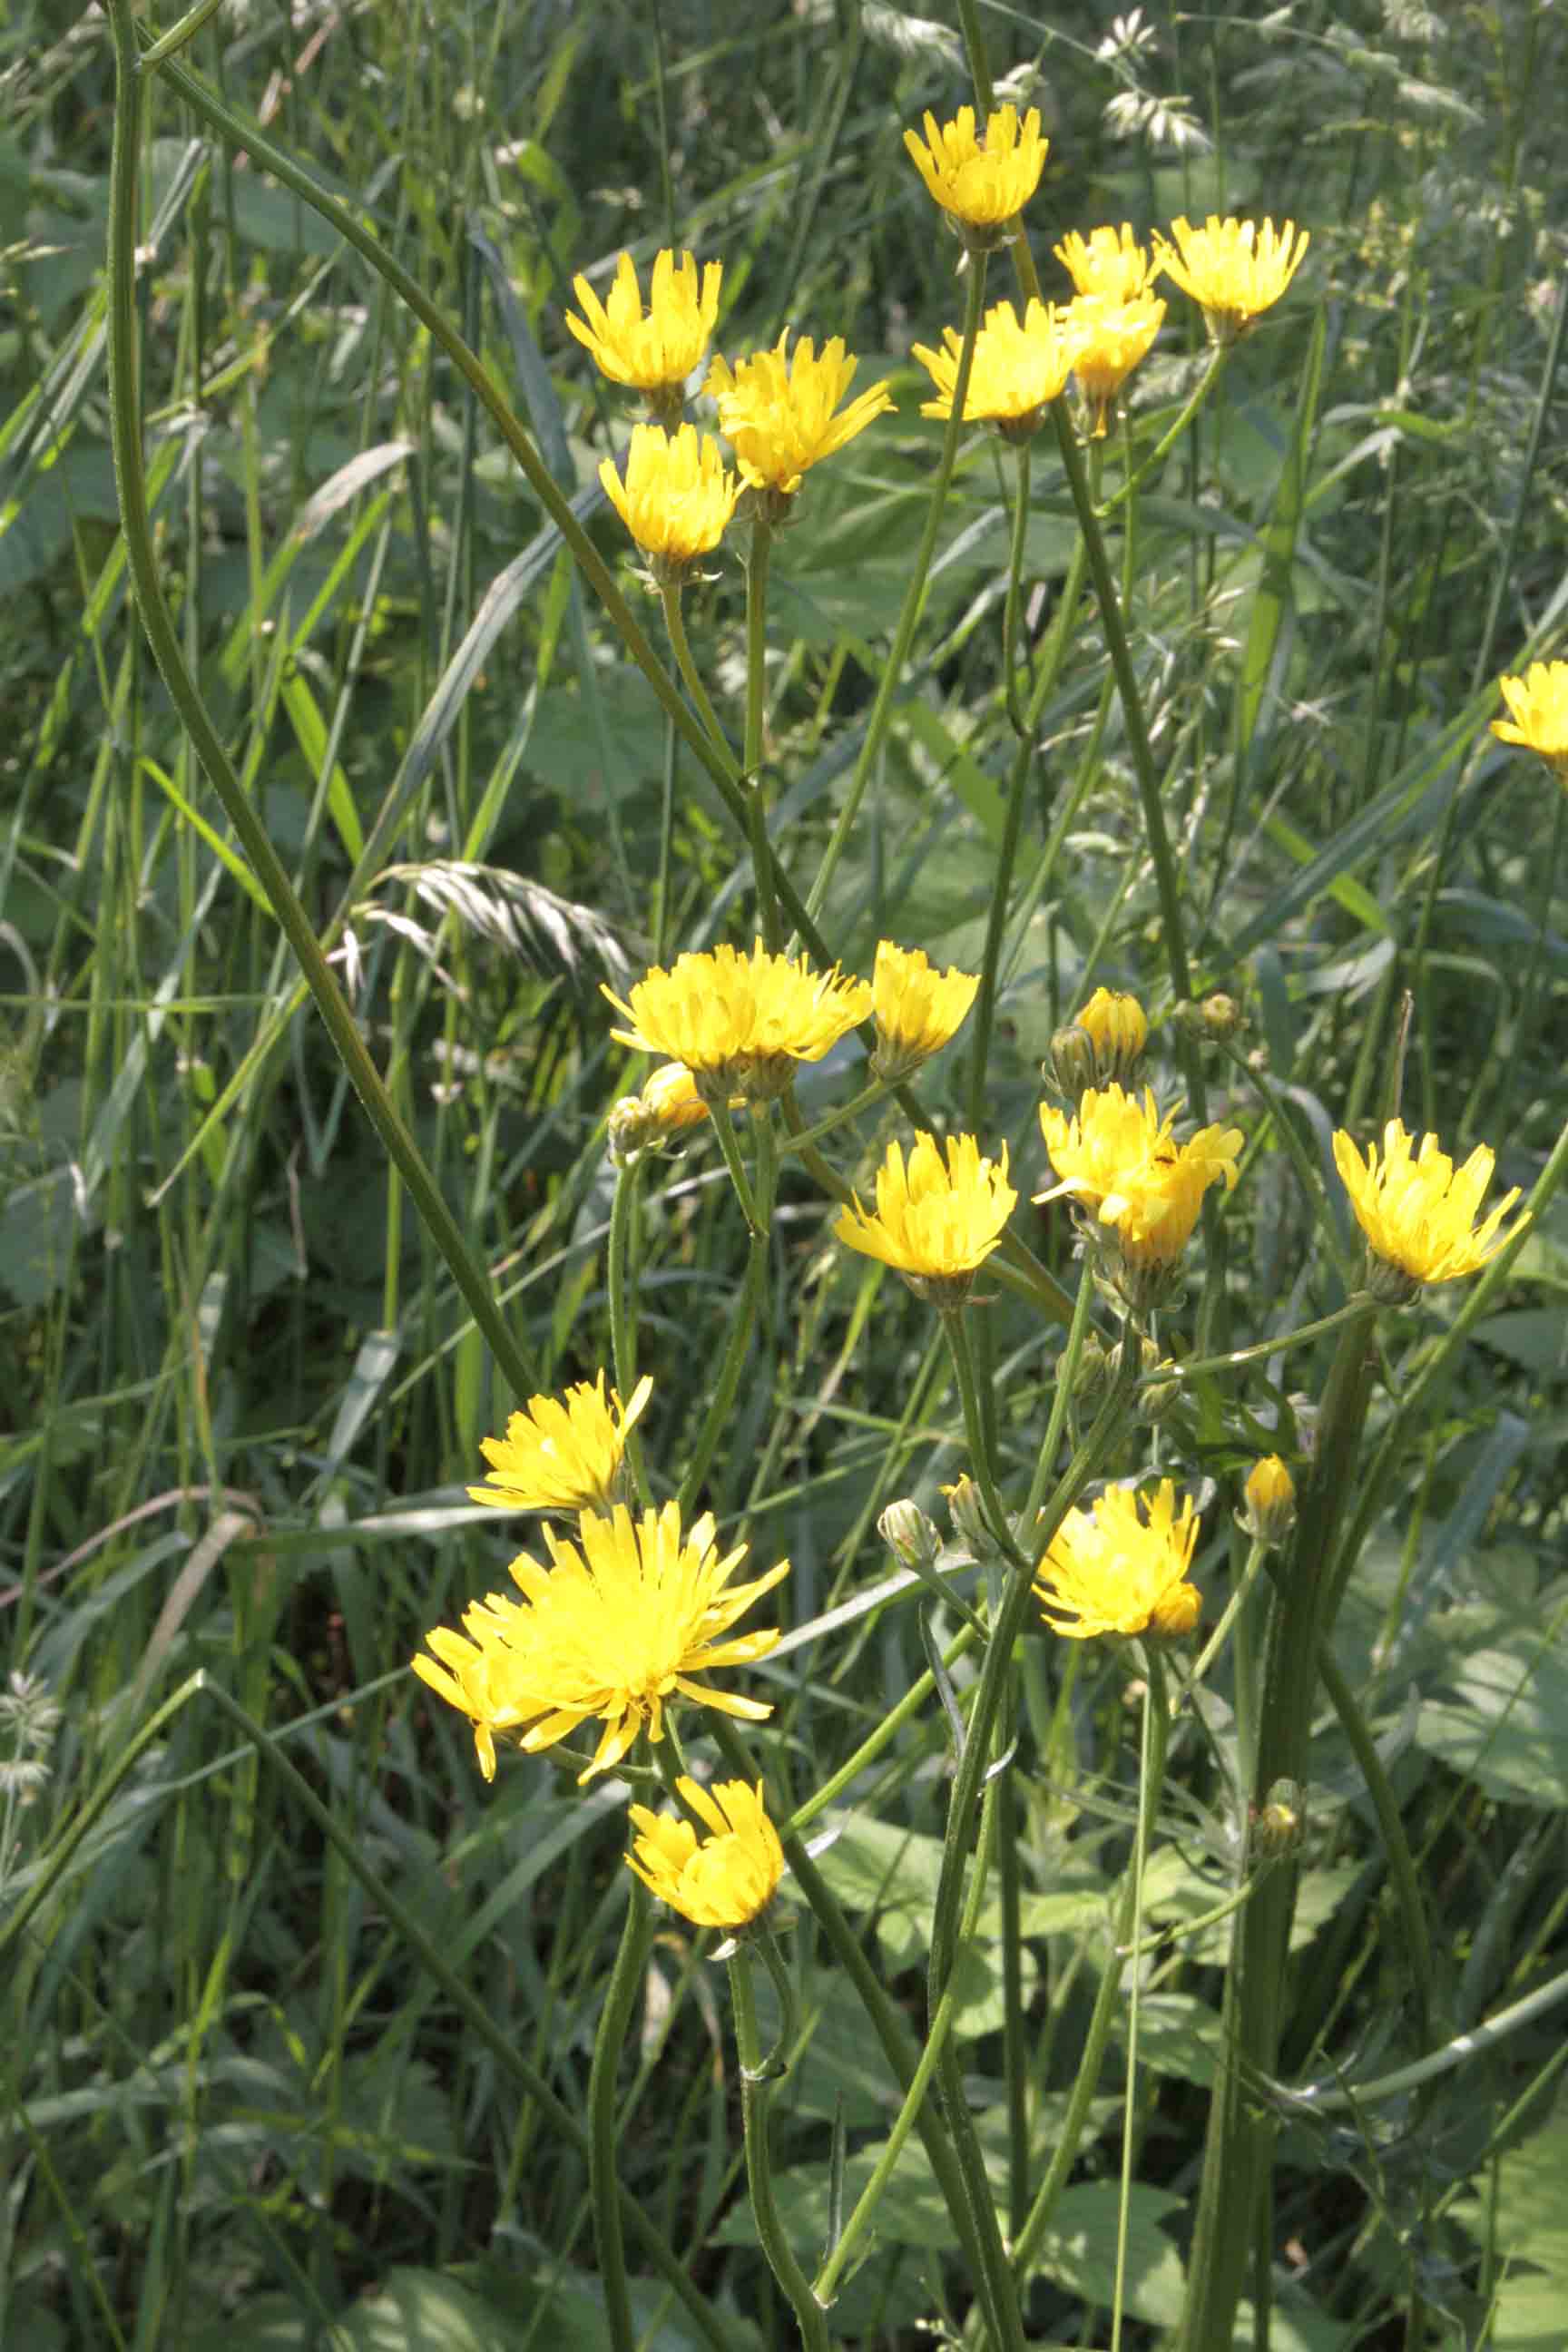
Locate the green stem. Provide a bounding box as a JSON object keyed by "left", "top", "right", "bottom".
{"left": 1181, "top": 1536, "right": 1270, "bottom": 1699}
{"left": 1275, "top": 1961, "right": 1568, "bottom": 2116}
{"left": 607, "top": 1163, "right": 653, "bottom": 1508}
{"left": 709, "top": 1716, "right": 1000, "bottom": 2337}
{"left": 1315, "top": 1638, "right": 1435, "bottom": 2050}
{"left": 941, "top": 1306, "right": 1024, "bottom": 1563}
{"left": 729, "top": 1950, "right": 830, "bottom": 2352}
{"left": 815, "top": 1752, "right": 1000, "bottom": 2308}
{"left": 1155, "top": 1298, "right": 1371, "bottom": 1390}
{"left": 1009, "top": 1636, "right": 1172, "bottom": 2280}
{"left": 1172, "top": 1300, "right": 1380, "bottom": 2352}
{"left": 708, "top": 1097, "right": 763, "bottom": 1233}
{"left": 661, "top": 578, "right": 732, "bottom": 759}
{"left": 744, "top": 519, "right": 781, "bottom": 952}
{"left": 105, "top": 0, "right": 538, "bottom": 1408}
{"left": 1048, "top": 398, "right": 1206, "bottom": 1118}
{"left": 1112, "top": 1651, "right": 1171, "bottom": 2350}
{"left": 198, "top": 1681, "right": 734, "bottom": 2352}
{"left": 967, "top": 447, "right": 1039, "bottom": 1134}
{"left": 1096, "top": 348, "right": 1228, "bottom": 515}
{"left": 590, "top": 1880, "right": 652, "bottom": 2352}
{"left": 786, "top": 1622, "right": 981, "bottom": 1835}
{"left": 677, "top": 1119, "right": 776, "bottom": 1516}
{"left": 806, "top": 257, "right": 989, "bottom": 925}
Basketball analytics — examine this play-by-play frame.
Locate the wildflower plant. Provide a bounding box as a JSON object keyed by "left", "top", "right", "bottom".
{"left": 75, "top": 11, "right": 1568, "bottom": 2352}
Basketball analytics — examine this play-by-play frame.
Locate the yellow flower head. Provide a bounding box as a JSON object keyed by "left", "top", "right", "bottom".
{"left": 1332, "top": 1120, "right": 1526, "bottom": 1295}
{"left": 603, "top": 939, "right": 872, "bottom": 1102}
{"left": 627, "top": 1777, "right": 784, "bottom": 1929}
{"left": 904, "top": 104, "right": 1049, "bottom": 243}
{"left": 1054, "top": 224, "right": 1155, "bottom": 304}
{"left": 706, "top": 332, "right": 893, "bottom": 501}
{"left": 468, "top": 1372, "right": 653, "bottom": 1514}
{"left": 1153, "top": 215, "right": 1309, "bottom": 344}
{"left": 1035, "top": 1479, "right": 1201, "bottom": 1641}
{"left": 1493, "top": 661, "right": 1568, "bottom": 778}
{"left": 598, "top": 421, "right": 740, "bottom": 579}
{"left": 1058, "top": 986, "right": 1150, "bottom": 1092}
{"left": 911, "top": 299, "right": 1079, "bottom": 440}
{"left": 1038, "top": 1083, "right": 1242, "bottom": 1289}
{"left": 834, "top": 1131, "right": 1016, "bottom": 1300}
{"left": 1241, "top": 1455, "right": 1297, "bottom": 1547}
{"left": 871, "top": 941, "right": 980, "bottom": 1078}
{"left": 412, "top": 1502, "right": 789, "bottom": 1782}
{"left": 565, "top": 249, "right": 722, "bottom": 405}
{"left": 1065, "top": 292, "right": 1167, "bottom": 437}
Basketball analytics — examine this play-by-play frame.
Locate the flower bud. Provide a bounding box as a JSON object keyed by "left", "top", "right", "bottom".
{"left": 1069, "top": 1329, "right": 1114, "bottom": 1406}
{"left": 1239, "top": 1454, "right": 1296, "bottom": 1546}
{"left": 1148, "top": 1579, "right": 1200, "bottom": 1638}
{"left": 1250, "top": 1779, "right": 1306, "bottom": 1860}
{"left": 879, "top": 1498, "right": 942, "bottom": 1573}
{"left": 943, "top": 1475, "right": 1002, "bottom": 1561}
{"left": 1136, "top": 1337, "right": 1182, "bottom": 1425}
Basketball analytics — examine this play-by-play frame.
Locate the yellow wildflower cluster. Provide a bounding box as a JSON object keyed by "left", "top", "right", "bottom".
{"left": 1038, "top": 1079, "right": 1244, "bottom": 1306}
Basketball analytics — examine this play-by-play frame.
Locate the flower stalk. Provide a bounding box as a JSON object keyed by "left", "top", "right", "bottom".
{"left": 589, "top": 1877, "right": 653, "bottom": 2352}
{"left": 1173, "top": 1298, "right": 1380, "bottom": 2352}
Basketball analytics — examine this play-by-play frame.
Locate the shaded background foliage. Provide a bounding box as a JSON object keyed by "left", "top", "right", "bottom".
{"left": 4, "top": 1, "right": 1568, "bottom": 2346}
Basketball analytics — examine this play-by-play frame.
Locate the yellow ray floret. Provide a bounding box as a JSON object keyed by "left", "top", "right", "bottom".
{"left": 626, "top": 1777, "right": 785, "bottom": 1928}
{"left": 598, "top": 422, "right": 740, "bottom": 568}
{"left": 565, "top": 249, "right": 722, "bottom": 394}
{"left": 1153, "top": 215, "right": 1309, "bottom": 342}
{"left": 1034, "top": 1479, "right": 1201, "bottom": 1640}
{"left": 1038, "top": 1083, "right": 1241, "bottom": 1269}
{"left": 1493, "top": 660, "right": 1568, "bottom": 773}
{"left": 903, "top": 104, "right": 1049, "bottom": 231}
{"left": 1332, "top": 1120, "right": 1526, "bottom": 1287}
{"left": 835, "top": 1131, "right": 1016, "bottom": 1281}
{"left": 468, "top": 1371, "right": 653, "bottom": 1514}
{"left": 1065, "top": 292, "right": 1167, "bottom": 436}
{"left": 1054, "top": 224, "right": 1156, "bottom": 303}
{"left": 603, "top": 939, "right": 872, "bottom": 1093}
{"left": 871, "top": 942, "right": 980, "bottom": 1074}
{"left": 912, "top": 299, "right": 1079, "bottom": 431}
{"left": 412, "top": 1502, "right": 789, "bottom": 1783}
{"left": 706, "top": 332, "right": 893, "bottom": 496}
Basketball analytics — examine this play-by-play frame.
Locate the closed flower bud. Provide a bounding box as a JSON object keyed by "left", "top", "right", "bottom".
{"left": 1045, "top": 1022, "right": 1101, "bottom": 1102}
{"left": 1250, "top": 1779, "right": 1306, "bottom": 1860}
{"left": 943, "top": 1475, "right": 1001, "bottom": 1560}
{"left": 1070, "top": 1329, "right": 1114, "bottom": 1406}
{"left": 1240, "top": 1455, "right": 1296, "bottom": 1546}
{"left": 879, "top": 1498, "right": 942, "bottom": 1573}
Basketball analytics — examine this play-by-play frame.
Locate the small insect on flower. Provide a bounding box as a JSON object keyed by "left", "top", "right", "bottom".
{"left": 626, "top": 1777, "right": 785, "bottom": 1930}
{"left": 1332, "top": 1119, "right": 1527, "bottom": 1298}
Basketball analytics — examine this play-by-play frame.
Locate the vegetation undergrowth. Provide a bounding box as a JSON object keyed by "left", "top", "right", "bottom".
{"left": 4, "top": 3, "right": 1568, "bottom": 2347}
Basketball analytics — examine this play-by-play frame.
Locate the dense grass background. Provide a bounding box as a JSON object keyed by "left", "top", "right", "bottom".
{"left": 5, "top": 1, "right": 1568, "bottom": 2345}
